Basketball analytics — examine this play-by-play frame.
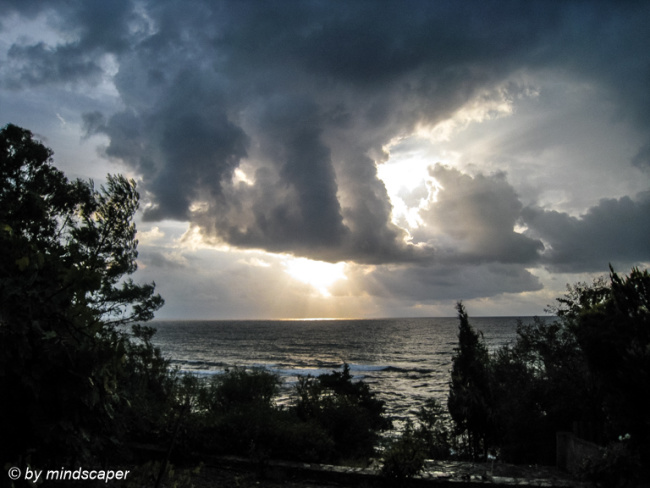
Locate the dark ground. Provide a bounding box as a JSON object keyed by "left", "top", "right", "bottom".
{"left": 190, "top": 466, "right": 341, "bottom": 487}
{"left": 184, "top": 458, "right": 580, "bottom": 488}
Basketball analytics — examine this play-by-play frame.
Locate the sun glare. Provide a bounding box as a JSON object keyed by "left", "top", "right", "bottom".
{"left": 376, "top": 149, "right": 443, "bottom": 230}
{"left": 284, "top": 257, "right": 347, "bottom": 296}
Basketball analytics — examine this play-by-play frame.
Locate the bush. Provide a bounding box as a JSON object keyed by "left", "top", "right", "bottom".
{"left": 381, "top": 399, "right": 452, "bottom": 485}
{"left": 180, "top": 366, "right": 386, "bottom": 464}
{"left": 413, "top": 399, "right": 453, "bottom": 460}
{"left": 200, "top": 367, "right": 281, "bottom": 413}
{"left": 381, "top": 420, "right": 427, "bottom": 485}
{"left": 581, "top": 439, "right": 646, "bottom": 488}
{"left": 188, "top": 368, "right": 282, "bottom": 456}
{"left": 293, "top": 364, "right": 392, "bottom": 462}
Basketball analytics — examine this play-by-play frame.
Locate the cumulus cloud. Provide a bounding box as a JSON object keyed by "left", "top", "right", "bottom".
{"left": 415, "top": 164, "right": 543, "bottom": 264}
{"left": 522, "top": 192, "right": 650, "bottom": 272}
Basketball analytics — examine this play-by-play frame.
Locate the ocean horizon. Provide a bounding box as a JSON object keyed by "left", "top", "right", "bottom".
{"left": 150, "top": 316, "right": 550, "bottom": 427}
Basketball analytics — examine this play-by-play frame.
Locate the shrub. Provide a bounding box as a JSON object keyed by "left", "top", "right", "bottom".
{"left": 175, "top": 365, "right": 391, "bottom": 464}
{"left": 413, "top": 398, "right": 453, "bottom": 460}
{"left": 293, "top": 364, "right": 392, "bottom": 462}
{"left": 189, "top": 368, "right": 282, "bottom": 456}
{"left": 581, "top": 439, "right": 645, "bottom": 488}
{"left": 381, "top": 420, "right": 427, "bottom": 485}
{"left": 381, "top": 399, "right": 452, "bottom": 485}
{"left": 200, "top": 367, "right": 281, "bottom": 413}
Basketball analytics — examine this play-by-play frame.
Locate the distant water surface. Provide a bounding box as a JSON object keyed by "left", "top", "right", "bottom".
{"left": 150, "top": 317, "right": 543, "bottom": 425}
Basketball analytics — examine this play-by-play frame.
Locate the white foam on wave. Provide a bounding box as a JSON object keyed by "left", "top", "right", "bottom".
{"left": 179, "top": 362, "right": 395, "bottom": 380}
{"left": 347, "top": 363, "right": 390, "bottom": 372}
{"left": 181, "top": 369, "right": 222, "bottom": 377}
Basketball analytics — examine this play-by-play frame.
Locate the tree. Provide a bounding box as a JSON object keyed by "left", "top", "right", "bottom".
{"left": 447, "top": 302, "right": 493, "bottom": 460}
{"left": 489, "top": 316, "right": 599, "bottom": 463}
{"left": 0, "top": 124, "right": 165, "bottom": 467}
{"left": 484, "top": 266, "right": 649, "bottom": 477}
{"left": 569, "top": 267, "right": 650, "bottom": 452}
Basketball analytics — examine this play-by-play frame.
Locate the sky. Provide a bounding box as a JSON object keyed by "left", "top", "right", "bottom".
{"left": 1, "top": 0, "right": 649, "bottom": 319}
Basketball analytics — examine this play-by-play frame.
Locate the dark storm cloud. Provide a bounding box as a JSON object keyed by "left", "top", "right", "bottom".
{"left": 4, "top": 43, "right": 103, "bottom": 88}
{"left": 84, "top": 68, "right": 250, "bottom": 222}
{"left": 1, "top": 0, "right": 137, "bottom": 88}
{"left": 5, "top": 0, "right": 650, "bottom": 271}
{"left": 242, "top": 95, "right": 348, "bottom": 248}
{"left": 632, "top": 142, "right": 650, "bottom": 170}
{"left": 522, "top": 192, "right": 650, "bottom": 272}
{"left": 346, "top": 263, "right": 543, "bottom": 303}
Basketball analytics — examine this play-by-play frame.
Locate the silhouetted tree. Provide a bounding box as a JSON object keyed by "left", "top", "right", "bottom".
{"left": 569, "top": 267, "right": 650, "bottom": 452}
{"left": 483, "top": 266, "right": 649, "bottom": 479}
{"left": 0, "top": 124, "right": 165, "bottom": 468}
{"left": 489, "top": 316, "right": 599, "bottom": 463}
{"left": 447, "top": 302, "right": 493, "bottom": 460}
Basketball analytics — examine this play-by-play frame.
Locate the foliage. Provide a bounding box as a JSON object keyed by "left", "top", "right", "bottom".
{"left": 489, "top": 316, "right": 600, "bottom": 463}
{"left": 381, "top": 399, "right": 452, "bottom": 485}
{"left": 119, "top": 324, "right": 180, "bottom": 446}
{"left": 190, "top": 368, "right": 283, "bottom": 457}
{"left": 0, "top": 124, "right": 165, "bottom": 467}
{"left": 447, "top": 302, "right": 493, "bottom": 460}
{"left": 13, "top": 121, "right": 647, "bottom": 479}
{"left": 412, "top": 398, "right": 453, "bottom": 460}
{"left": 293, "top": 363, "right": 392, "bottom": 462}
{"left": 381, "top": 420, "right": 427, "bottom": 485}
{"left": 173, "top": 365, "right": 390, "bottom": 465}
{"left": 581, "top": 438, "right": 644, "bottom": 488}
{"left": 570, "top": 267, "right": 650, "bottom": 448}
{"left": 200, "top": 367, "right": 281, "bottom": 413}
{"left": 463, "top": 266, "right": 650, "bottom": 476}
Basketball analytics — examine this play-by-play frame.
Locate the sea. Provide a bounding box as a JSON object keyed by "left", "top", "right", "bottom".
{"left": 149, "top": 316, "right": 544, "bottom": 429}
